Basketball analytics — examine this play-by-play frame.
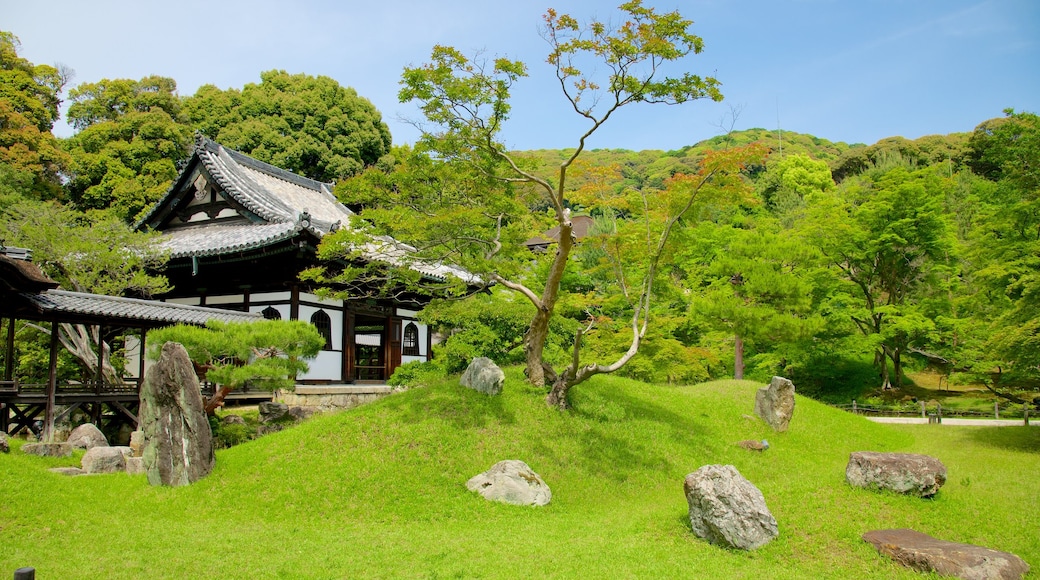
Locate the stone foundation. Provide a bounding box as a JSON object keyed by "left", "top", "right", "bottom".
{"left": 275, "top": 385, "right": 393, "bottom": 413}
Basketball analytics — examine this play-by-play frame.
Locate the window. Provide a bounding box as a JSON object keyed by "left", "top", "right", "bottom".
{"left": 310, "top": 310, "right": 333, "bottom": 351}
{"left": 261, "top": 306, "right": 281, "bottom": 320}
{"left": 402, "top": 323, "right": 419, "bottom": 356}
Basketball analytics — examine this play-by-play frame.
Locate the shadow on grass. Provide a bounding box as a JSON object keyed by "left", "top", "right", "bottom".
{"left": 375, "top": 382, "right": 517, "bottom": 430}
{"left": 966, "top": 426, "right": 1040, "bottom": 453}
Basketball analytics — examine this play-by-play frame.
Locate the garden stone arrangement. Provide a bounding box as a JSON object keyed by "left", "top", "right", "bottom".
{"left": 683, "top": 464, "right": 778, "bottom": 550}
{"left": 845, "top": 451, "right": 947, "bottom": 497}
{"left": 466, "top": 459, "right": 552, "bottom": 506}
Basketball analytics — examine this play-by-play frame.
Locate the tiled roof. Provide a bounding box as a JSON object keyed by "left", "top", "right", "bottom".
{"left": 157, "top": 221, "right": 306, "bottom": 259}
{"left": 196, "top": 135, "right": 351, "bottom": 232}
{"left": 20, "top": 289, "right": 262, "bottom": 327}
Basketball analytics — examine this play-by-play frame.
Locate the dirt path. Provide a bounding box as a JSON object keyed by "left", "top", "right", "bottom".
{"left": 867, "top": 417, "right": 1037, "bottom": 426}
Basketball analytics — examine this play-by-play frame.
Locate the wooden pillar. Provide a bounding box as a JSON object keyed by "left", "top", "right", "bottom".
{"left": 94, "top": 325, "right": 104, "bottom": 395}
{"left": 289, "top": 285, "right": 300, "bottom": 320}
{"left": 4, "top": 316, "right": 14, "bottom": 382}
{"left": 43, "top": 321, "right": 59, "bottom": 442}
{"left": 343, "top": 311, "right": 355, "bottom": 383}
{"left": 138, "top": 328, "right": 147, "bottom": 390}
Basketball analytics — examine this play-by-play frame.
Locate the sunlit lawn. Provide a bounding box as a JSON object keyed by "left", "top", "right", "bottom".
{"left": 1, "top": 371, "right": 1036, "bottom": 578}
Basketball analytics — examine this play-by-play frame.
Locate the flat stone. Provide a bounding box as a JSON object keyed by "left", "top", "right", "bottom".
{"left": 22, "top": 442, "right": 73, "bottom": 457}
{"left": 49, "top": 467, "right": 86, "bottom": 476}
{"left": 846, "top": 452, "right": 946, "bottom": 497}
{"left": 864, "top": 528, "right": 1030, "bottom": 580}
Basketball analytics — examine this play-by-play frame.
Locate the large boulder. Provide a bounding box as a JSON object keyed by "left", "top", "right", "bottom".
{"left": 683, "top": 464, "right": 778, "bottom": 550}
{"left": 66, "top": 423, "right": 109, "bottom": 450}
{"left": 0, "top": 431, "right": 8, "bottom": 453}
{"left": 460, "top": 357, "right": 505, "bottom": 396}
{"left": 753, "top": 376, "right": 796, "bottom": 432}
{"left": 846, "top": 452, "right": 946, "bottom": 497}
{"left": 21, "top": 442, "right": 72, "bottom": 457}
{"left": 81, "top": 446, "right": 132, "bottom": 474}
{"left": 466, "top": 460, "right": 552, "bottom": 506}
{"left": 863, "top": 529, "right": 1029, "bottom": 580}
{"left": 139, "top": 341, "right": 215, "bottom": 487}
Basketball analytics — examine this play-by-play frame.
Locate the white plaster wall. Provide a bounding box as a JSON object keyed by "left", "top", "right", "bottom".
{"left": 251, "top": 291, "right": 292, "bottom": 302}
{"left": 206, "top": 294, "right": 244, "bottom": 305}
{"left": 302, "top": 350, "right": 341, "bottom": 381}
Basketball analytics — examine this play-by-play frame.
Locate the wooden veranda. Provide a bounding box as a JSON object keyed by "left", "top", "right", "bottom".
{"left": 0, "top": 248, "right": 261, "bottom": 440}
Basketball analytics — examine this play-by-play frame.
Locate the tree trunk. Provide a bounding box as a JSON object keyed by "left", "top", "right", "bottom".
{"left": 734, "top": 334, "right": 744, "bottom": 380}
{"left": 545, "top": 376, "right": 571, "bottom": 410}
{"left": 890, "top": 347, "right": 903, "bottom": 389}
{"left": 877, "top": 349, "right": 892, "bottom": 390}
{"left": 524, "top": 309, "right": 551, "bottom": 387}
{"left": 204, "top": 385, "right": 232, "bottom": 415}
{"left": 55, "top": 323, "right": 122, "bottom": 385}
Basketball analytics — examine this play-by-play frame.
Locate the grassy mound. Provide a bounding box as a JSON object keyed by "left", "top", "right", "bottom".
{"left": 1, "top": 370, "right": 1036, "bottom": 578}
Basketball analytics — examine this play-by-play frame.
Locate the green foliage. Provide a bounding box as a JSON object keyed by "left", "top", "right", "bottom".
{"left": 0, "top": 199, "right": 170, "bottom": 296}
{"left": 183, "top": 70, "right": 392, "bottom": 182}
{"left": 0, "top": 31, "right": 69, "bottom": 199}
{"left": 147, "top": 320, "right": 324, "bottom": 391}
{"left": 799, "top": 165, "right": 954, "bottom": 389}
{"left": 62, "top": 76, "right": 192, "bottom": 221}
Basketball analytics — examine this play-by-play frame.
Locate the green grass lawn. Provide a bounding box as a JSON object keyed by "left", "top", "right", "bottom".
{"left": 2, "top": 371, "right": 1037, "bottom": 578}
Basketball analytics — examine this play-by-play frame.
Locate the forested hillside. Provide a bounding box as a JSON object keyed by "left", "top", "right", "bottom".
{"left": 1, "top": 28, "right": 1037, "bottom": 407}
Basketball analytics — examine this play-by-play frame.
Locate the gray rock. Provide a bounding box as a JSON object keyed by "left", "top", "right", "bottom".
{"left": 460, "top": 357, "right": 505, "bottom": 396}
{"left": 466, "top": 460, "right": 552, "bottom": 506}
{"left": 754, "top": 376, "right": 796, "bottom": 432}
{"left": 846, "top": 452, "right": 946, "bottom": 497}
{"left": 22, "top": 442, "right": 73, "bottom": 457}
{"left": 683, "top": 464, "right": 778, "bottom": 550}
{"left": 258, "top": 401, "right": 289, "bottom": 423}
{"left": 221, "top": 414, "right": 246, "bottom": 425}
{"left": 140, "top": 341, "right": 215, "bottom": 487}
{"left": 49, "top": 467, "right": 85, "bottom": 476}
{"left": 81, "top": 446, "right": 132, "bottom": 474}
{"left": 863, "top": 529, "right": 1029, "bottom": 580}
{"left": 129, "top": 430, "right": 144, "bottom": 457}
{"left": 288, "top": 406, "right": 312, "bottom": 421}
{"left": 66, "top": 423, "right": 109, "bottom": 450}
{"left": 0, "top": 431, "right": 8, "bottom": 453}
{"left": 125, "top": 457, "right": 145, "bottom": 475}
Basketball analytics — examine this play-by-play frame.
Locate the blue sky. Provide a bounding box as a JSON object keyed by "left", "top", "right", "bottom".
{"left": 3, "top": 0, "right": 1038, "bottom": 151}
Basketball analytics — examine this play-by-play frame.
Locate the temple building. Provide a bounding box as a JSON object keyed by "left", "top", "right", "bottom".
{"left": 137, "top": 135, "right": 472, "bottom": 385}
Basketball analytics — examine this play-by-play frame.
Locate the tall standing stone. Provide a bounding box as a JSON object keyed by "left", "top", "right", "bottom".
{"left": 140, "top": 342, "right": 214, "bottom": 486}
{"left": 754, "top": 376, "right": 796, "bottom": 432}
